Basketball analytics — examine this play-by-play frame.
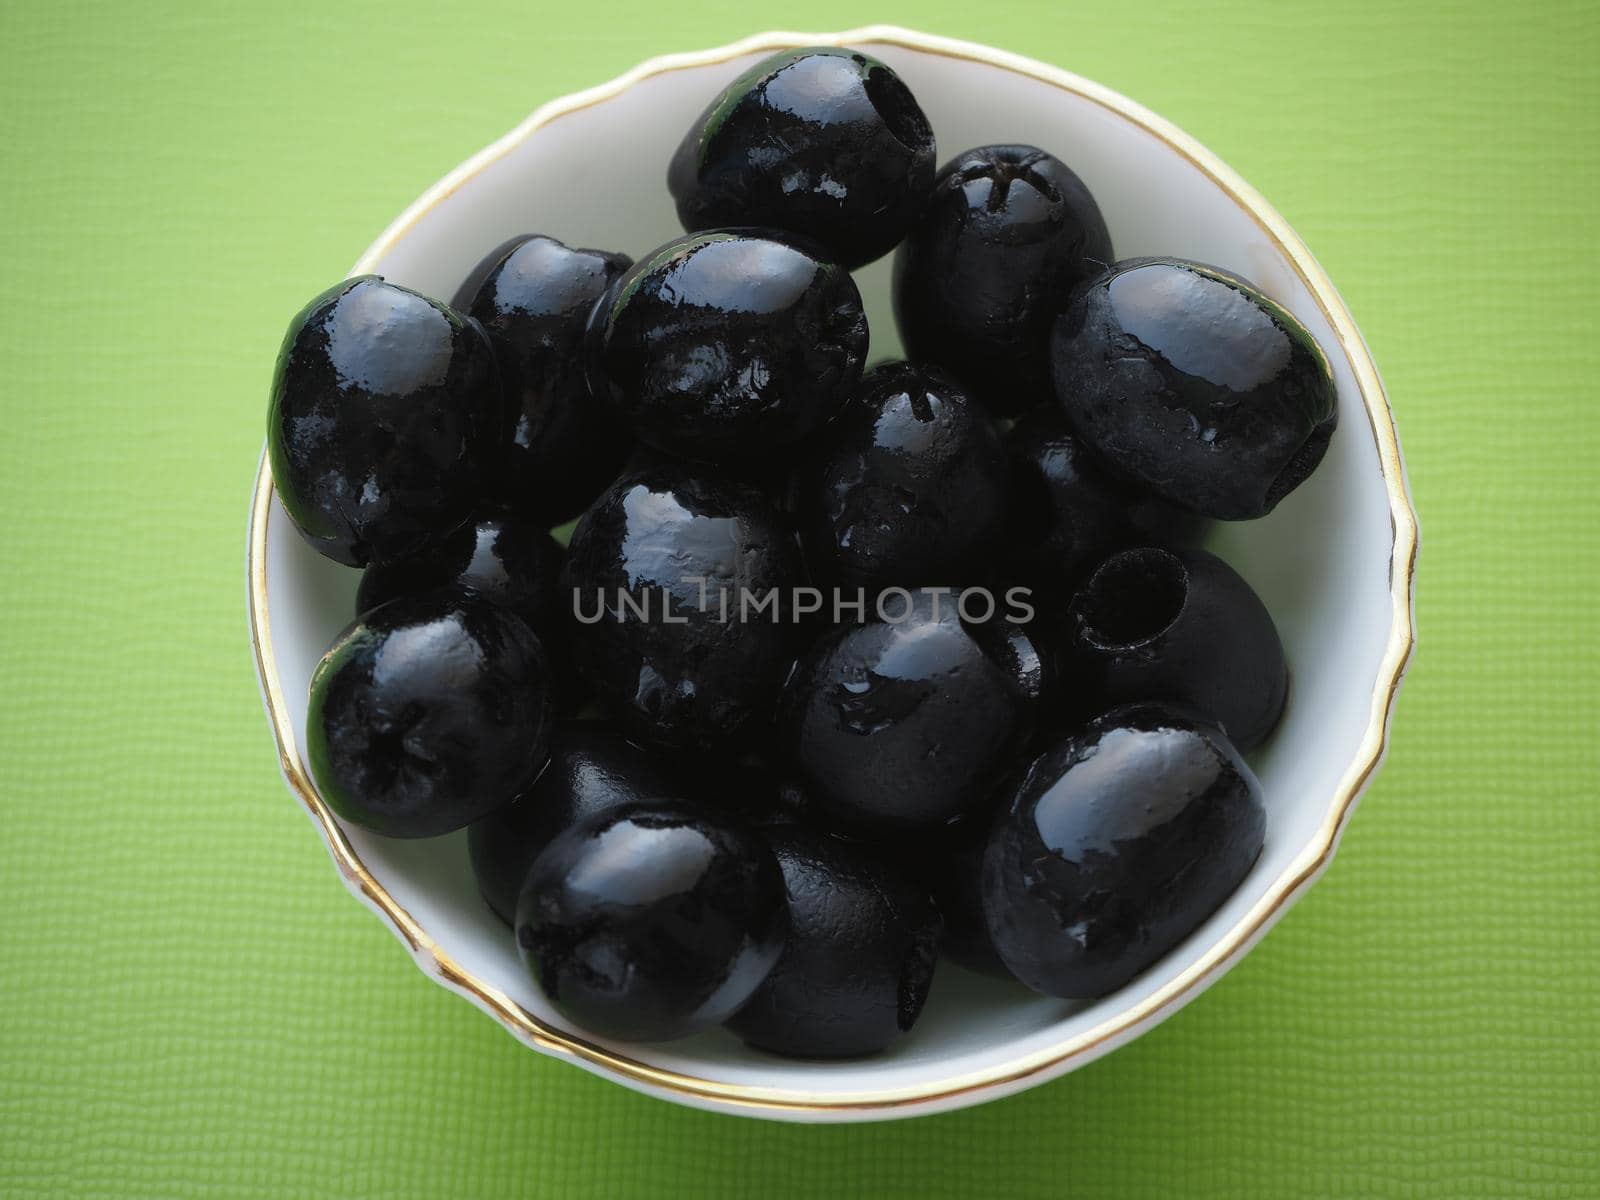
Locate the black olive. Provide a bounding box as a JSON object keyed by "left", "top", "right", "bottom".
{"left": 561, "top": 461, "right": 802, "bottom": 750}
{"left": 467, "top": 721, "right": 673, "bottom": 923}
{"left": 1051, "top": 257, "right": 1337, "bottom": 520}
{"left": 515, "top": 804, "right": 787, "bottom": 1041}
{"left": 306, "top": 589, "right": 553, "bottom": 838}
{"left": 1005, "top": 406, "right": 1203, "bottom": 596}
{"left": 982, "top": 704, "right": 1266, "bottom": 998}
{"left": 799, "top": 362, "right": 1008, "bottom": 593}
{"left": 783, "top": 596, "right": 1028, "bottom": 832}
{"left": 1065, "top": 545, "right": 1288, "bottom": 751}
{"left": 894, "top": 145, "right": 1112, "bottom": 417}
{"left": 586, "top": 230, "right": 868, "bottom": 461}
{"left": 268, "top": 277, "right": 502, "bottom": 565}
{"left": 725, "top": 828, "right": 942, "bottom": 1057}
{"left": 462, "top": 235, "right": 634, "bottom": 524}
{"left": 668, "top": 48, "right": 935, "bottom": 269}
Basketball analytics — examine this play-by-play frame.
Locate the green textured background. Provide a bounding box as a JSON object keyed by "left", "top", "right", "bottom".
{"left": 2, "top": 0, "right": 1595, "bottom": 1195}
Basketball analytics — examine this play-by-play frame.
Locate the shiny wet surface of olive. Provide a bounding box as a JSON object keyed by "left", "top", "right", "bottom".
{"left": 1066, "top": 545, "right": 1288, "bottom": 750}
{"left": 668, "top": 48, "right": 935, "bottom": 270}
{"left": 562, "top": 462, "right": 803, "bottom": 750}
{"left": 587, "top": 231, "right": 867, "bottom": 461}
{"left": 784, "top": 598, "right": 1027, "bottom": 832}
{"left": 306, "top": 590, "right": 554, "bottom": 838}
{"left": 268, "top": 276, "right": 502, "bottom": 565}
{"left": 1052, "top": 257, "right": 1337, "bottom": 520}
{"left": 726, "top": 828, "right": 942, "bottom": 1058}
{"left": 465, "top": 236, "right": 633, "bottom": 524}
{"left": 515, "top": 805, "right": 787, "bottom": 1041}
{"left": 468, "top": 721, "right": 673, "bottom": 922}
{"left": 982, "top": 704, "right": 1266, "bottom": 998}
{"left": 895, "top": 144, "right": 1112, "bottom": 417}
{"left": 801, "top": 362, "right": 1008, "bottom": 593}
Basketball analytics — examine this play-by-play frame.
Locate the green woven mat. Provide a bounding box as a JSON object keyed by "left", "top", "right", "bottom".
{"left": 2, "top": 2, "right": 1595, "bottom": 1195}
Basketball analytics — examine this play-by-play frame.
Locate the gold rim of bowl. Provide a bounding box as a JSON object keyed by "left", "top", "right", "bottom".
{"left": 246, "top": 24, "right": 1420, "bottom": 1117}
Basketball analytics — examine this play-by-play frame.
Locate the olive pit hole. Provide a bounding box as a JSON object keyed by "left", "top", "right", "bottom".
{"left": 1079, "top": 548, "right": 1187, "bottom": 649}
{"left": 862, "top": 67, "right": 932, "bottom": 154}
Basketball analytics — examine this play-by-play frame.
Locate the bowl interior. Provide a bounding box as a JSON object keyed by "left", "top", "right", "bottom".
{"left": 258, "top": 36, "right": 1400, "bottom": 1111}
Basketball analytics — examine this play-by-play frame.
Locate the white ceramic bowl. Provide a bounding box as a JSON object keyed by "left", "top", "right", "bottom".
{"left": 248, "top": 25, "right": 1417, "bottom": 1122}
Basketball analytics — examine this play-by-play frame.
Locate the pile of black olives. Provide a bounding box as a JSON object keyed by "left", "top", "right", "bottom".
{"left": 271, "top": 48, "right": 1338, "bottom": 1058}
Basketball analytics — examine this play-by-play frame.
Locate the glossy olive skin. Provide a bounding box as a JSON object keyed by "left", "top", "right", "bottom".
{"left": 268, "top": 277, "right": 502, "bottom": 565}
{"left": 562, "top": 462, "right": 803, "bottom": 750}
{"left": 515, "top": 804, "right": 787, "bottom": 1041}
{"left": 356, "top": 507, "right": 563, "bottom": 635}
{"left": 982, "top": 704, "right": 1266, "bottom": 998}
{"left": 306, "top": 590, "right": 553, "bottom": 838}
{"left": 468, "top": 721, "right": 673, "bottom": 923}
{"left": 783, "top": 597, "right": 1028, "bottom": 832}
{"left": 1006, "top": 407, "right": 1203, "bottom": 596}
{"left": 895, "top": 145, "right": 1112, "bottom": 417}
{"left": 1065, "top": 546, "right": 1288, "bottom": 750}
{"left": 726, "top": 829, "right": 942, "bottom": 1058}
{"left": 668, "top": 48, "right": 935, "bottom": 270}
{"left": 586, "top": 231, "right": 868, "bottom": 460}
{"left": 463, "top": 236, "right": 634, "bottom": 524}
{"left": 1052, "top": 258, "right": 1337, "bottom": 520}
{"left": 800, "top": 363, "right": 1008, "bottom": 592}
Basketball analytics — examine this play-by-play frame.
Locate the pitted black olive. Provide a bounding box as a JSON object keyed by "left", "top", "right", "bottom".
{"left": 725, "top": 828, "right": 942, "bottom": 1058}
{"left": 306, "top": 589, "right": 553, "bottom": 838}
{"left": 895, "top": 145, "right": 1112, "bottom": 417}
{"left": 1066, "top": 545, "right": 1288, "bottom": 750}
{"left": 800, "top": 362, "right": 1008, "bottom": 593}
{"left": 1051, "top": 257, "right": 1337, "bottom": 519}
{"left": 669, "top": 48, "right": 935, "bottom": 269}
{"left": 268, "top": 277, "right": 502, "bottom": 565}
{"left": 783, "top": 595, "right": 1027, "bottom": 832}
{"left": 587, "top": 230, "right": 867, "bottom": 461}
{"left": 561, "top": 461, "right": 803, "bottom": 750}
{"left": 982, "top": 703, "right": 1266, "bottom": 998}
{"left": 463, "top": 235, "right": 633, "bottom": 524}
{"left": 515, "top": 804, "right": 787, "bottom": 1041}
